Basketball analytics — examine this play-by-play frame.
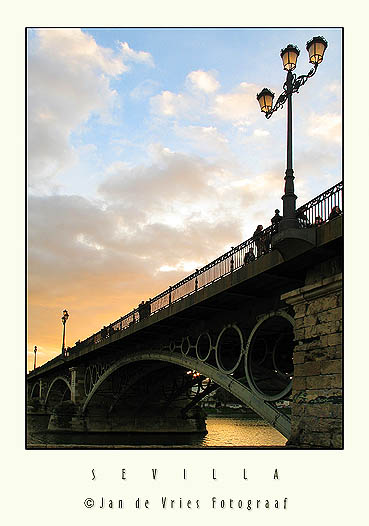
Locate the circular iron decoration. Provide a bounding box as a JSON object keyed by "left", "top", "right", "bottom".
{"left": 244, "top": 312, "right": 294, "bottom": 401}
{"left": 196, "top": 332, "right": 212, "bottom": 362}
{"left": 215, "top": 324, "right": 244, "bottom": 374}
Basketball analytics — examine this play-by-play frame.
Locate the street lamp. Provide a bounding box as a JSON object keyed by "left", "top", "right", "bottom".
{"left": 34, "top": 345, "right": 37, "bottom": 370}
{"left": 257, "top": 36, "right": 328, "bottom": 231}
{"left": 61, "top": 309, "right": 69, "bottom": 356}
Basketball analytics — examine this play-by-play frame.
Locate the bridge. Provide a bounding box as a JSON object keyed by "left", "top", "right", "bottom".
{"left": 27, "top": 182, "right": 342, "bottom": 448}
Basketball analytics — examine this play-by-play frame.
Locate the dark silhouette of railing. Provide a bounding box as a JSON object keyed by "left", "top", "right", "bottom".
{"left": 297, "top": 180, "right": 342, "bottom": 226}
{"left": 70, "top": 181, "right": 342, "bottom": 354}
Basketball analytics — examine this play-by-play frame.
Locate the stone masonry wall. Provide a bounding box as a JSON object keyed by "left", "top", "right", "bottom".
{"left": 282, "top": 271, "right": 342, "bottom": 448}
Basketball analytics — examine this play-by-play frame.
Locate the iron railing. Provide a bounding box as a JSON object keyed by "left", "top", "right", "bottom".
{"left": 296, "top": 181, "right": 342, "bottom": 226}
{"left": 70, "top": 181, "right": 342, "bottom": 354}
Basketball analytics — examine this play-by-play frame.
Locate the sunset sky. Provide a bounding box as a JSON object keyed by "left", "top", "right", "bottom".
{"left": 27, "top": 27, "right": 342, "bottom": 371}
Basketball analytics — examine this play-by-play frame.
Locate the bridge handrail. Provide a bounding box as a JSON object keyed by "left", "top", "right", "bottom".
{"left": 68, "top": 181, "right": 342, "bottom": 354}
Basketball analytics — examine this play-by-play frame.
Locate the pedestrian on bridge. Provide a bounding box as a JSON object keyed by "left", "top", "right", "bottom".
{"left": 244, "top": 246, "right": 256, "bottom": 265}
{"left": 328, "top": 206, "right": 341, "bottom": 220}
{"left": 145, "top": 300, "right": 151, "bottom": 318}
{"left": 253, "top": 225, "right": 267, "bottom": 257}
{"left": 138, "top": 301, "right": 145, "bottom": 321}
{"left": 297, "top": 209, "right": 310, "bottom": 228}
{"left": 271, "top": 209, "right": 282, "bottom": 235}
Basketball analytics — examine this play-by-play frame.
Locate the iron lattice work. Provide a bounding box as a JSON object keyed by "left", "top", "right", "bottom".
{"left": 265, "top": 64, "right": 319, "bottom": 119}
{"left": 84, "top": 362, "right": 112, "bottom": 396}
{"left": 52, "top": 182, "right": 342, "bottom": 354}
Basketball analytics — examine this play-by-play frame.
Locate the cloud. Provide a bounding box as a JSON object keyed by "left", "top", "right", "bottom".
{"left": 237, "top": 168, "right": 283, "bottom": 212}
{"left": 150, "top": 90, "right": 196, "bottom": 118}
{"left": 307, "top": 112, "right": 341, "bottom": 143}
{"left": 232, "top": 120, "right": 252, "bottom": 132}
{"left": 150, "top": 70, "right": 219, "bottom": 119}
{"left": 119, "top": 41, "right": 154, "bottom": 67}
{"left": 27, "top": 165, "right": 243, "bottom": 364}
{"left": 186, "top": 70, "right": 220, "bottom": 93}
{"left": 293, "top": 146, "right": 340, "bottom": 195}
{"left": 253, "top": 129, "right": 270, "bottom": 137}
{"left": 125, "top": 219, "right": 241, "bottom": 267}
{"left": 28, "top": 29, "right": 149, "bottom": 192}
{"left": 327, "top": 82, "right": 341, "bottom": 97}
{"left": 98, "top": 145, "right": 220, "bottom": 219}
{"left": 28, "top": 186, "right": 242, "bottom": 298}
{"left": 174, "top": 124, "right": 229, "bottom": 154}
{"left": 130, "top": 79, "right": 160, "bottom": 99}
{"left": 34, "top": 29, "right": 128, "bottom": 76}
{"left": 211, "top": 82, "right": 259, "bottom": 122}
{"left": 150, "top": 74, "right": 261, "bottom": 129}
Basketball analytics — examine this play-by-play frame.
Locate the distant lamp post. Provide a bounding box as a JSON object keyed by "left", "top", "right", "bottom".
{"left": 61, "top": 309, "right": 69, "bottom": 356}
{"left": 257, "top": 36, "right": 328, "bottom": 231}
{"left": 34, "top": 345, "right": 37, "bottom": 370}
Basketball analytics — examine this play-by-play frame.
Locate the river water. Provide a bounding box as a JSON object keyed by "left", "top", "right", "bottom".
{"left": 27, "top": 414, "right": 287, "bottom": 448}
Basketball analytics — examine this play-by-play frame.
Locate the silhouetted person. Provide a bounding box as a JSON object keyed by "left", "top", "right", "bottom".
{"left": 138, "top": 301, "right": 145, "bottom": 321}
{"left": 314, "top": 216, "right": 323, "bottom": 227}
{"left": 328, "top": 206, "right": 342, "bottom": 220}
{"left": 297, "top": 209, "right": 310, "bottom": 227}
{"left": 271, "top": 209, "right": 282, "bottom": 235}
{"left": 244, "top": 246, "right": 256, "bottom": 265}
{"left": 138, "top": 300, "right": 151, "bottom": 321}
{"left": 145, "top": 299, "right": 151, "bottom": 318}
{"left": 253, "top": 225, "right": 266, "bottom": 257}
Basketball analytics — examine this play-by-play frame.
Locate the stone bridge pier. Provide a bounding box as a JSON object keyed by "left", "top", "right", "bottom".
{"left": 283, "top": 261, "right": 342, "bottom": 448}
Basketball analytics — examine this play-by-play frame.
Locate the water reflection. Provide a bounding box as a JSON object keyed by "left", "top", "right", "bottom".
{"left": 27, "top": 414, "right": 286, "bottom": 448}
{"left": 203, "top": 417, "right": 286, "bottom": 447}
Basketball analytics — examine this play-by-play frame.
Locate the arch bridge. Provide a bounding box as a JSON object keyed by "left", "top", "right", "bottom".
{"left": 27, "top": 183, "right": 343, "bottom": 447}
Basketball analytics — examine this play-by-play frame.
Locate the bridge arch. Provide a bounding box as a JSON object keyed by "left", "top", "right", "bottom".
{"left": 82, "top": 349, "right": 290, "bottom": 438}
{"left": 45, "top": 377, "right": 72, "bottom": 409}
{"left": 30, "top": 382, "right": 41, "bottom": 398}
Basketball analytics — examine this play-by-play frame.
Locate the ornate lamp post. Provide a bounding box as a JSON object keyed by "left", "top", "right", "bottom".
{"left": 257, "top": 36, "right": 328, "bottom": 231}
{"left": 34, "top": 345, "right": 37, "bottom": 370}
{"left": 61, "top": 309, "right": 69, "bottom": 356}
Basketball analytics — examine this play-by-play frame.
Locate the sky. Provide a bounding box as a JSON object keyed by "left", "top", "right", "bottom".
{"left": 27, "top": 27, "right": 342, "bottom": 371}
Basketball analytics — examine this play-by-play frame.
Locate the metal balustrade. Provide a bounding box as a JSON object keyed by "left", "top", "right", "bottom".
{"left": 297, "top": 181, "right": 342, "bottom": 226}
{"left": 71, "top": 181, "right": 342, "bottom": 353}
